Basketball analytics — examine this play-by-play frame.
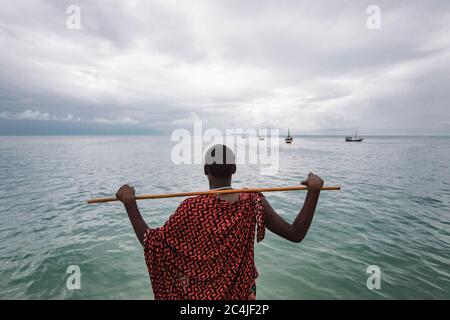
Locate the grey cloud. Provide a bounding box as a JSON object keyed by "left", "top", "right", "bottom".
{"left": 0, "top": 0, "right": 449, "bottom": 135}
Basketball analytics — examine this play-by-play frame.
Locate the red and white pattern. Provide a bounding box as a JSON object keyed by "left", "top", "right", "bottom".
{"left": 143, "top": 192, "right": 265, "bottom": 300}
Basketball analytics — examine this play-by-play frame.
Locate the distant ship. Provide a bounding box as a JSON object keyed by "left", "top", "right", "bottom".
{"left": 285, "top": 129, "right": 293, "bottom": 144}
{"left": 345, "top": 129, "right": 364, "bottom": 142}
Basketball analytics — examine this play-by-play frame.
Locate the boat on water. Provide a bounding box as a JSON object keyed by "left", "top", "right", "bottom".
{"left": 345, "top": 130, "right": 364, "bottom": 142}
{"left": 285, "top": 129, "right": 293, "bottom": 144}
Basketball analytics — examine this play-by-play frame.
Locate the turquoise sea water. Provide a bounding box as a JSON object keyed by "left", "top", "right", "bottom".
{"left": 0, "top": 135, "right": 449, "bottom": 299}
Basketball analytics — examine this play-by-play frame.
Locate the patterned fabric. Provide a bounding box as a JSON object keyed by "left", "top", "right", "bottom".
{"left": 143, "top": 192, "right": 265, "bottom": 300}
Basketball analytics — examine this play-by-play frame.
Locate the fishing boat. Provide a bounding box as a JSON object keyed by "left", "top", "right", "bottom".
{"left": 345, "top": 129, "right": 364, "bottom": 142}
{"left": 285, "top": 129, "right": 293, "bottom": 144}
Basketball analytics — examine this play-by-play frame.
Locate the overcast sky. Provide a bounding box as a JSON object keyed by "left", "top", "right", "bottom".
{"left": 0, "top": 0, "right": 449, "bottom": 135}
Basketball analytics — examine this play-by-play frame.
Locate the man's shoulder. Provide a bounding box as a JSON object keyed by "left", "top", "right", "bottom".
{"left": 179, "top": 195, "right": 212, "bottom": 207}
{"left": 240, "top": 192, "right": 265, "bottom": 200}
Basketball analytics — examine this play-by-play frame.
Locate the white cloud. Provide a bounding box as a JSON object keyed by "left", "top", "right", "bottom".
{"left": 0, "top": 110, "right": 140, "bottom": 125}
{"left": 93, "top": 116, "right": 140, "bottom": 124}
{"left": 0, "top": 110, "right": 79, "bottom": 122}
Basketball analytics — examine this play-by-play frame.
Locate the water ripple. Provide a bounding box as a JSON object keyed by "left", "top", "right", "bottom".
{"left": 0, "top": 136, "right": 449, "bottom": 299}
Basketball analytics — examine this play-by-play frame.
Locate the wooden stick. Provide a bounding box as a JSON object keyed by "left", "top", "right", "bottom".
{"left": 87, "top": 186, "right": 341, "bottom": 204}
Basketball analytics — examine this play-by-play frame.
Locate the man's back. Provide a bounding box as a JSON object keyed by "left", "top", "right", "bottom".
{"left": 143, "top": 193, "right": 265, "bottom": 300}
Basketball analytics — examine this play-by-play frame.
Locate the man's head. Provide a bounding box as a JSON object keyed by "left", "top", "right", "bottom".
{"left": 204, "top": 144, "right": 236, "bottom": 181}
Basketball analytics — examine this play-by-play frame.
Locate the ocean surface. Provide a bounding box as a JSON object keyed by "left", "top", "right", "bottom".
{"left": 0, "top": 135, "right": 449, "bottom": 299}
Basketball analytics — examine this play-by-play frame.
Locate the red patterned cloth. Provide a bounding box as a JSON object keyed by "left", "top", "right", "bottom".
{"left": 143, "top": 192, "right": 265, "bottom": 300}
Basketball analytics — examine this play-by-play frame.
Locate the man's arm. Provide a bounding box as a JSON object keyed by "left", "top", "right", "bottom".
{"left": 264, "top": 173, "right": 323, "bottom": 243}
{"left": 116, "top": 185, "right": 149, "bottom": 246}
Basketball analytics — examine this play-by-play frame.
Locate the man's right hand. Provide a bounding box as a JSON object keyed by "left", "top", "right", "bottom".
{"left": 116, "top": 185, "right": 136, "bottom": 205}
{"left": 301, "top": 172, "right": 324, "bottom": 191}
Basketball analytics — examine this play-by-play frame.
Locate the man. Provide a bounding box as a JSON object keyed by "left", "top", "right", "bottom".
{"left": 116, "top": 144, "right": 323, "bottom": 300}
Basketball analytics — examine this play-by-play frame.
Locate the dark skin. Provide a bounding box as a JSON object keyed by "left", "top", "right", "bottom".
{"left": 116, "top": 168, "right": 323, "bottom": 246}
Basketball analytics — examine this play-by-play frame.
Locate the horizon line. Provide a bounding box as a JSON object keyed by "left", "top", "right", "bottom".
{"left": 1, "top": 133, "right": 449, "bottom": 137}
